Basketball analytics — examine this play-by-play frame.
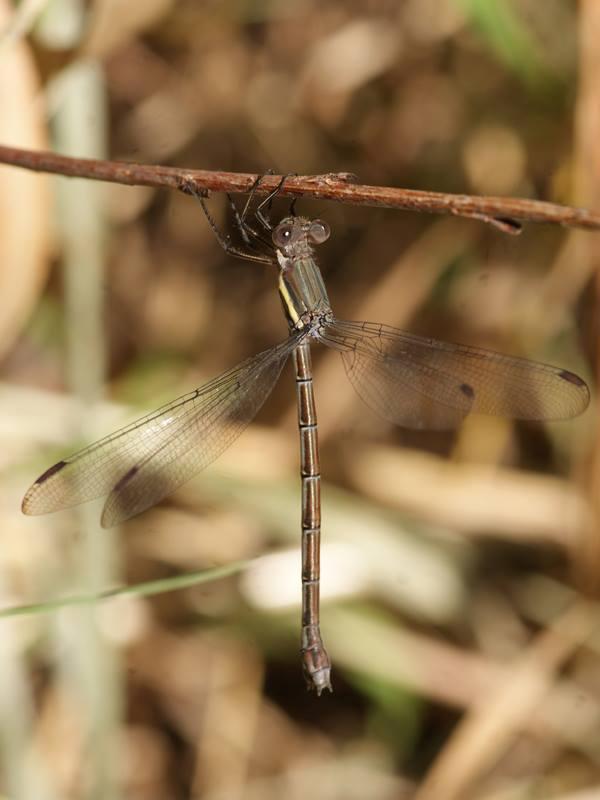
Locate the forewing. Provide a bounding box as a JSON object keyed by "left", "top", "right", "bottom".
{"left": 318, "top": 319, "right": 589, "bottom": 430}
{"left": 23, "top": 334, "right": 302, "bottom": 525}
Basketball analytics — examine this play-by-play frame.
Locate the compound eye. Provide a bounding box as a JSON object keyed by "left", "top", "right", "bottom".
{"left": 272, "top": 223, "right": 294, "bottom": 248}
{"left": 308, "top": 219, "right": 330, "bottom": 244}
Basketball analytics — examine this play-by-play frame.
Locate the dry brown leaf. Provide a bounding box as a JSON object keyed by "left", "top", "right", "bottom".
{"left": 0, "top": 0, "right": 51, "bottom": 360}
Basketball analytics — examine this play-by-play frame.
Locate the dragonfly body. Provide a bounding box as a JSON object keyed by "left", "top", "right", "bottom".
{"left": 275, "top": 216, "right": 333, "bottom": 692}
{"left": 22, "top": 192, "right": 590, "bottom": 695}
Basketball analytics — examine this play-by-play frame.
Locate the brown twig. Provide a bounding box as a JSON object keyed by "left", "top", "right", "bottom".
{"left": 1, "top": 144, "right": 600, "bottom": 232}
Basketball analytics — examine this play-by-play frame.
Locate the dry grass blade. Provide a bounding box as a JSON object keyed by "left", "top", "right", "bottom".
{"left": 414, "top": 602, "right": 597, "bottom": 800}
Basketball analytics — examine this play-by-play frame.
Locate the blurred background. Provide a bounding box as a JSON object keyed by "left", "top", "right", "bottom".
{"left": 0, "top": 1, "right": 599, "bottom": 798}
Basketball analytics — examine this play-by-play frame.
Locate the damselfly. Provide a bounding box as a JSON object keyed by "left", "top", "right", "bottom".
{"left": 22, "top": 178, "right": 590, "bottom": 694}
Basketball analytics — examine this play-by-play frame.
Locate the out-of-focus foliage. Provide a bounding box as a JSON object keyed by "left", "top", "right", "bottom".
{"left": 0, "top": 1, "right": 597, "bottom": 798}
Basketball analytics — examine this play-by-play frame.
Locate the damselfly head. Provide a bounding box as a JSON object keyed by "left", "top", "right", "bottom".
{"left": 272, "top": 217, "right": 331, "bottom": 251}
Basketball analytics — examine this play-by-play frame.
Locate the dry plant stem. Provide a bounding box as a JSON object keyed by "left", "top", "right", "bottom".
{"left": 414, "top": 601, "right": 596, "bottom": 800}
{"left": 1, "top": 144, "right": 600, "bottom": 231}
{"left": 575, "top": 0, "right": 600, "bottom": 591}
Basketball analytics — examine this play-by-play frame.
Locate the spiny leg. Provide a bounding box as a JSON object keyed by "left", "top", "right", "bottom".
{"left": 232, "top": 172, "right": 273, "bottom": 246}
{"left": 217, "top": 172, "right": 276, "bottom": 252}
{"left": 239, "top": 170, "right": 273, "bottom": 226}
{"left": 183, "top": 171, "right": 297, "bottom": 264}
{"left": 228, "top": 190, "right": 272, "bottom": 250}
{"left": 184, "top": 181, "right": 274, "bottom": 266}
{"left": 219, "top": 170, "right": 294, "bottom": 251}
{"left": 255, "top": 172, "right": 297, "bottom": 232}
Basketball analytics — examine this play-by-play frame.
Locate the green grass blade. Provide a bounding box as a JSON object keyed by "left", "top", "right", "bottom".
{"left": 0, "top": 560, "right": 250, "bottom": 619}
{"left": 456, "top": 0, "right": 549, "bottom": 88}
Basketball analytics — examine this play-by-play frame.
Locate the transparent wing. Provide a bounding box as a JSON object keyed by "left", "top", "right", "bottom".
{"left": 23, "top": 333, "right": 303, "bottom": 526}
{"left": 317, "top": 319, "right": 589, "bottom": 430}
